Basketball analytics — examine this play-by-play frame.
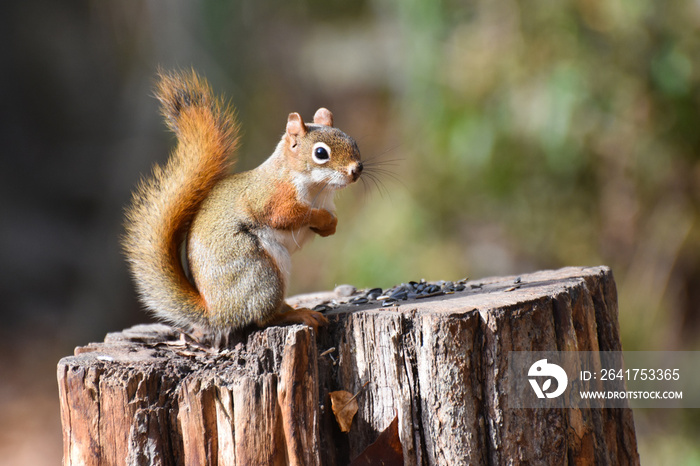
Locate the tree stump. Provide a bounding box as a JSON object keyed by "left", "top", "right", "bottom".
{"left": 57, "top": 266, "right": 640, "bottom": 465}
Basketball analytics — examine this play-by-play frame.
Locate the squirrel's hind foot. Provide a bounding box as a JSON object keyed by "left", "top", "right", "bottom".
{"left": 262, "top": 305, "right": 329, "bottom": 332}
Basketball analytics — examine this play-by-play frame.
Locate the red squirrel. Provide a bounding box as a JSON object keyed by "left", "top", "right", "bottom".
{"left": 123, "top": 69, "right": 362, "bottom": 332}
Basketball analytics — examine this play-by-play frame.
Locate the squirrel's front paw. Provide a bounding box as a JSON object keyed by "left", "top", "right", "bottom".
{"left": 311, "top": 213, "right": 337, "bottom": 237}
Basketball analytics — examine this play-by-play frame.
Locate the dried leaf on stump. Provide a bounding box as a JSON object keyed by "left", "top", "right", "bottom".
{"left": 329, "top": 390, "right": 358, "bottom": 433}
{"left": 349, "top": 414, "right": 403, "bottom": 466}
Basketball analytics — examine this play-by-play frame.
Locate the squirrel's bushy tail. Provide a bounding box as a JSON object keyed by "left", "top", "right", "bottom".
{"left": 123, "top": 69, "right": 239, "bottom": 329}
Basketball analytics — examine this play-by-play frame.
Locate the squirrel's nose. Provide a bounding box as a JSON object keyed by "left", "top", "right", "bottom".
{"left": 349, "top": 161, "right": 363, "bottom": 181}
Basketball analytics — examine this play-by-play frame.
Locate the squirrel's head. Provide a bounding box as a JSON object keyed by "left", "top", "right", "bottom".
{"left": 282, "top": 108, "right": 362, "bottom": 190}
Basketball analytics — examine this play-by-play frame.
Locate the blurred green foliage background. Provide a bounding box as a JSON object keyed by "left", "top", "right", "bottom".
{"left": 1, "top": 0, "right": 699, "bottom": 463}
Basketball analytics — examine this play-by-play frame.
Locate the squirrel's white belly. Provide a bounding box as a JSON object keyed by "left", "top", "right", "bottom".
{"left": 257, "top": 226, "right": 315, "bottom": 287}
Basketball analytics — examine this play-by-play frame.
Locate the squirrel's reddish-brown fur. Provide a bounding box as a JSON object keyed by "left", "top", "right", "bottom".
{"left": 123, "top": 69, "right": 362, "bottom": 333}
{"left": 123, "top": 70, "right": 239, "bottom": 328}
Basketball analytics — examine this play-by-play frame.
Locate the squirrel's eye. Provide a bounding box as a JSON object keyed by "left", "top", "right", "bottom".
{"left": 312, "top": 142, "right": 331, "bottom": 164}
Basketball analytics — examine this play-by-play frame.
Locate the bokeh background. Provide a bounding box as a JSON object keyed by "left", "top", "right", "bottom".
{"left": 1, "top": 0, "right": 699, "bottom": 464}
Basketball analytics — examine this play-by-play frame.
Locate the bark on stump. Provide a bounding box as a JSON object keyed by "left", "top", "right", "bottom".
{"left": 57, "top": 266, "right": 640, "bottom": 465}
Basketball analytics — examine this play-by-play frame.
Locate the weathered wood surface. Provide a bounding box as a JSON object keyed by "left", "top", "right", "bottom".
{"left": 57, "top": 266, "right": 640, "bottom": 465}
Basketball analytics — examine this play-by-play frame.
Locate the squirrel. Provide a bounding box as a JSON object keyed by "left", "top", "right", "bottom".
{"left": 123, "top": 69, "right": 362, "bottom": 333}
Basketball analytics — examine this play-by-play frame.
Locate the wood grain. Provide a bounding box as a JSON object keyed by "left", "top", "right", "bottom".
{"left": 58, "top": 266, "right": 639, "bottom": 465}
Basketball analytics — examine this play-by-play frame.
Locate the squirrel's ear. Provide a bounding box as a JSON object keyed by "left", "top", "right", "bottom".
{"left": 313, "top": 108, "right": 334, "bottom": 127}
{"left": 285, "top": 113, "right": 307, "bottom": 148}
{"left": 286, "top": 113, "right": 307, "bottom": 137}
